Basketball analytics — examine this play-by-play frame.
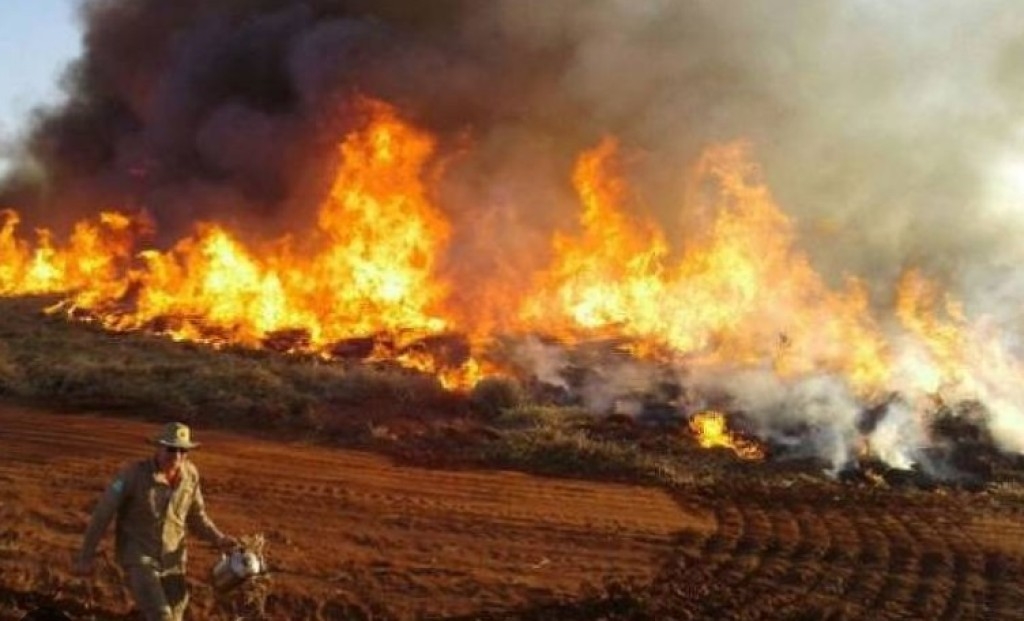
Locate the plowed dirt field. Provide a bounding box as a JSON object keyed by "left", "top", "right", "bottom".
{"left": 0, "top": 407, "right": 707, "bottom": 620}
{"left": 3, "top": 406, "right": 1024, "bottom": 620}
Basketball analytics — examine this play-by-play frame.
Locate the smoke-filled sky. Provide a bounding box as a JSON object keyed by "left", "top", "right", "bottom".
{"left": 3, "top": 0, "right": 1024, "bottom": 311}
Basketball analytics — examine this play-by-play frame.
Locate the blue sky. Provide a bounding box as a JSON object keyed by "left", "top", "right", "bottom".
{"left": 0, "top": 1, "right": 82, "bottom": 146}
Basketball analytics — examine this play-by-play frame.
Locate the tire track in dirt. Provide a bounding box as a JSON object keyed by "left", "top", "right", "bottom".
{"left": 0, "top": 406, "right": 710, "bottom": 620}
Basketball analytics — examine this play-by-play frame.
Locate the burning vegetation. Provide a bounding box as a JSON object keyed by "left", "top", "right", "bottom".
{"left": 2, "top": 0, "right": 1024, "bottom": 481}
{"left": 1, "top": 96, "right": 1022, "bottom": 478}
{"left": 688, "top": 411, "right": 765, "bottom": 462}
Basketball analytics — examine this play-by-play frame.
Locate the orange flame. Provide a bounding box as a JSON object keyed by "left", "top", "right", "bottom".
{"left": 522, "top": 140, "right": 891, "bottom": 395}
{"left": 0, "top": 97, "right": 1010, "bottom": 414}
{"left": 0, "top": 209, "right": 140, "bottom": 298}
{"left": 895, "top": 269, "right": 969, "bottom": 393}
{"left": 113, "top": 99, "right": 451, "bottom": 347}
{"left": 520, "top": 137, "right": 670, "bottom": 333}
{"left": 1, "top": 99, "right": 483, "bottom": 389}
{"left": 688, "top": 411, "right": 765, "bottom": 461}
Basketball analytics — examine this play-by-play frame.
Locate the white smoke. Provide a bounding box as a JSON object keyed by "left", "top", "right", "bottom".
{"left": 868, "top": 401, "right": 928, "bottom": 470}
{"left": 685, "top": 368, "right": 862, "bottom": 472}
{"left": 510, "top": 336, "right": 569, "bottom": 390}
{"left": 467, "top": 0, "right": 1024, "bottom": 293}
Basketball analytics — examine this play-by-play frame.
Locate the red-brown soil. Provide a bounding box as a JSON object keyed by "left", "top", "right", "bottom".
{"left": 0, "top": 406, "right": 706, "bottom": 620}
{"left": 3, "top": 406, "right": 1024, "bottom": 620}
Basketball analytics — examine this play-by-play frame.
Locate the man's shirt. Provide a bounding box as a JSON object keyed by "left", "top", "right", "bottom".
{"left": 80, "top": 458, "right": 224, "bottom": 571}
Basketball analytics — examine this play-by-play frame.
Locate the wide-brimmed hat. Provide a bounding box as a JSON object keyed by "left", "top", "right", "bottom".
{"left": 152, "top": 422, "right": 201, "bottom": 450}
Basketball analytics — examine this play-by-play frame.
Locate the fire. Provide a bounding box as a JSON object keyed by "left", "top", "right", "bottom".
{"left": 688, "top": 411, "right": 765, "bottom": 461}
{"left": 0, "top": 209, "right": 140, "bottom": 298}
{"left": 100, "top": 98, "right": 453, "bottom": 349}
{"left": 521, "top": 140, "right": 891, "bottom": 396}
{"left": 894, "top": 269, "right": 1024, "bottom": 450}
{"left": 0, "top": 94, "right": 1015, "bottom": 435}
{"left": 0, "top": 99, "right": 481, "bottom": 389}
{"left": 520, "top": 137, "right": 671, "bottom": 333}
{"left": 895, "top": 269, "right": 969, "bottom": 394}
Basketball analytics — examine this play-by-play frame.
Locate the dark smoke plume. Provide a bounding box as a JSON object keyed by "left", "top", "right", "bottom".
{"left": 1, "top": 0, "right": 509, "bottom": 241}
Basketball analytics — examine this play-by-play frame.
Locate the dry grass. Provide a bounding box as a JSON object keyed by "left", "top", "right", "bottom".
{"left": 0, "top": 296, "right": 449, "bottom": 431}
{"left": 477, "top": 406, "right": 698, "bottom": 486}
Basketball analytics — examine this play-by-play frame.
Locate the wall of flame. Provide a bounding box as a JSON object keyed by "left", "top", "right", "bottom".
{"left": 0, "top": 97, "right": 1019, "bottom": 447}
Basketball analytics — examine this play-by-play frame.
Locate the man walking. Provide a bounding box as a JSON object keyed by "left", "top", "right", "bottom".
{"left": 73, "top": 422, "right": 236, "bottom": 621}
